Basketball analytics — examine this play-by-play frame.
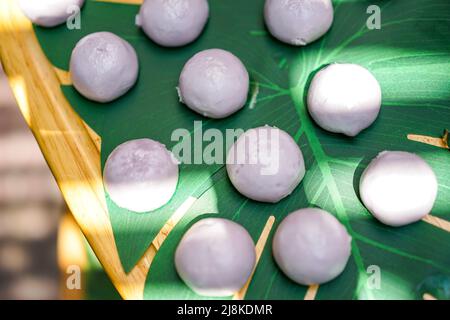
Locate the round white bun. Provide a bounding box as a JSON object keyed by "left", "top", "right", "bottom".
{"left": 136, "top": 0, "right": 209, "bottom": 47}
{"left": 226, "top": 126, "right": 305, "bottom": 203}
{"left": 360, "top": 151, "right": 438, "bottom": 227}
{"left": 178, "top": 49, "right": 249, "bottom": 119}
{"left": 70, "top": 32, "right": 139, "bottom": 103}
{"left": 273, "top": 208, "right": 352, "bottom": 285}
{"left": 19, "top": 0, "right": 85, "bottom": 27}
{"left": 175, "top": 218, "right": 256, "bottom": 297}
{"left": 103, "top": 138, "right": 179, "bottom": 213}
{"left": 307, "top": 63, "right": 382, "bottom": 136}
{"left": 264, "top": 0, "right": 334, "bottom": 46}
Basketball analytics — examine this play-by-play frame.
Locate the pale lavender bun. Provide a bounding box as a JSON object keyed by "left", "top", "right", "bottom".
{"left": 19, "top": 0, "right": 85, "bottom": 27}
{"left": 70, "top": 32, "right": 139, "bottom": 103}
{"left": 136, "top": 0, "right": 209, "bottom": 47}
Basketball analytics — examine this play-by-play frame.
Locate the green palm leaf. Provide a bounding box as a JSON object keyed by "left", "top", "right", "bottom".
{"left": 35, "top": 0, "right": 450, "bottom": 299}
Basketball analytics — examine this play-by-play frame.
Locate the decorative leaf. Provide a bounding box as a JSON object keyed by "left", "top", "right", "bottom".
{"left": 36, "top": 0, "right": 450, "bottom": 299}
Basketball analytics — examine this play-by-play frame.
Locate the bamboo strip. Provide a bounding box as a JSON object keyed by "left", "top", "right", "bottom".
{"left": 304, "top": 284, "right": 319, "bottom": 300}
{"left": 233, "top": 216, "right": 276, "bottom": 300}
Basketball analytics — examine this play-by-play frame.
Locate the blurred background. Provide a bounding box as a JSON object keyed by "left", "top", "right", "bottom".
{"left": 0, "top": 63, "right": 62, "bottom": 299}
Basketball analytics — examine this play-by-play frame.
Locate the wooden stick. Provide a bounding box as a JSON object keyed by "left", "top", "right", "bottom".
{"left": 304, "top": 284, "right": 319, "bottom": 300}
{"left": 423, "top": 215, "right": 450, "bottom": 233}
{"left": 233, "top": 216, "right": 276, "bottom": 300}
{"left": 407, "top": 130, "right": 449, "bottom": 150}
